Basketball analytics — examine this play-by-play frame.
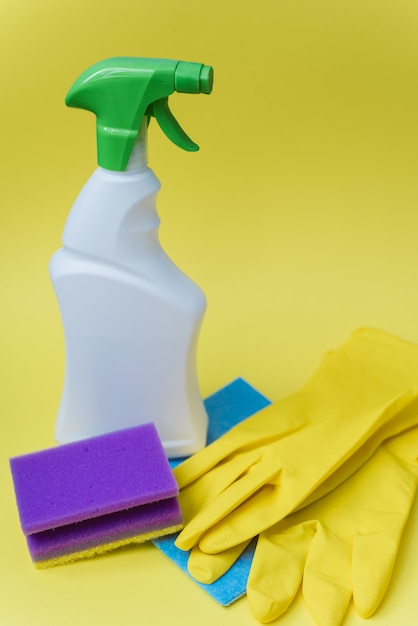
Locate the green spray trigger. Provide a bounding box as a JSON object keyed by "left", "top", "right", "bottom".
{"left": 65, "top": 57, "right": 213, "bottom": 171}
{"left": 148, "top": 98, "right": 199, "bottom": 152}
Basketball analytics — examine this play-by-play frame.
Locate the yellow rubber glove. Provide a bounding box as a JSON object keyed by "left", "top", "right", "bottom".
{"left": 185, "top": 393, "right": 418, "bottom": 584}
{"left": 246, "top": 425, "right": 418, "bottom": 625}
{"left": 174, "top": 328, "right": 418, "bottom": 554}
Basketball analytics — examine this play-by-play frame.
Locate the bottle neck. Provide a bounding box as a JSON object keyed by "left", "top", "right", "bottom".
{"left": 125, "top": 118, "right": 148, "bottom": 172}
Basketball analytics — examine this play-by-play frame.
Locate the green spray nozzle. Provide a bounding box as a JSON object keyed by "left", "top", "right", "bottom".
{"left": 65, "top": 57, "right": 214, "bottom": 171}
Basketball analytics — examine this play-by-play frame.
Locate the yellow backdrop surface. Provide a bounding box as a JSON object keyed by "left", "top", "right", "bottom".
{"left": 1, "top": 1, "right": 418, "bottom": 624}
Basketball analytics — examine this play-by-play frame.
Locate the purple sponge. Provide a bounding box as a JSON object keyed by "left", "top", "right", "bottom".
{"left": 9, "top": 423, "right": 183, "bottom": 567}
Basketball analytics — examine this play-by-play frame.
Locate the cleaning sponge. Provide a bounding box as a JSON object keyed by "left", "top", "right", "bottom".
{"left": 9, "top": 423, "right": 183, "bottom": 568}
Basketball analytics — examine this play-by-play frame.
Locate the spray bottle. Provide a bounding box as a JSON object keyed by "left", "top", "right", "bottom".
{"left": 49, "top": 57, "right": 213, "bottom": 457}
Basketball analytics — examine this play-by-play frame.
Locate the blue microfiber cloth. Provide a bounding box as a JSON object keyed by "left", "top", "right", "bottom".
{"left": 153, "top": 378, "right": 271, "bottom": 606}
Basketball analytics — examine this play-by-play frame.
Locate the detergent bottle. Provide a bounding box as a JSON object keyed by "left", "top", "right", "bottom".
{"left": 49, "top": 58, "right": 213, "bottom": 457}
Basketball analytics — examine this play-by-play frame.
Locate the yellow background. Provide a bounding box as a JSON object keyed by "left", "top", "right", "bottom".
{"left": 1, "top": 1, "right": 418, "bottom": 624}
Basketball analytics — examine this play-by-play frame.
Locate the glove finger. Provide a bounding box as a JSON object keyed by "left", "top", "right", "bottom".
{"left": 175, "top": 462, "right": 282, "bottom": 551}
{"left": 247, "top": 522, "right": 314, "bottom": 623}
{"left": 198, "top": 481, "right": 289, "bottom": 554}
{"left": 178, "top": 448, "right": 264, "bottom": 523}
{"left": 352, "top": 532, "right": 399, "bottom": 618}
{"left": 187, "top": 540, "right": 251, "bottom": 584}
{"left": 352, "top": 435, "right": 418, "bottom": 617}
{"left": 303, "top": 524, "right": 352, "bottom": 626}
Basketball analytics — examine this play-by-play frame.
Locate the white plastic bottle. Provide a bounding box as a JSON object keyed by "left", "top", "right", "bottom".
{"left": 49, "top": 57, "right": 213, "bottom": 457}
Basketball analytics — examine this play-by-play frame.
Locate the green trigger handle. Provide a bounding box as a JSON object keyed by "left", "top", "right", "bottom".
{"left": 65, "top": 57, "right": 213, "bottom": 171}
{"left": 148, "top": 98, "right": 199, "bottom": 152}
